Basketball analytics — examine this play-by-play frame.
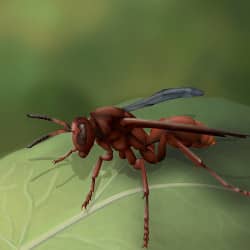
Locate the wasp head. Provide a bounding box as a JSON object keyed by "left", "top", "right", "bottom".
{"left": 71, "top": 117, "right": 95, "bottom": 157}
{"left": 27, "top": 114, "right": 95, "bottom": 158}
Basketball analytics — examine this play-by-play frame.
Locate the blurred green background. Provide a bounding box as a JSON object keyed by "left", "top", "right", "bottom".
{"left": 0, "top": 0, "right": 249, "bottom": 157}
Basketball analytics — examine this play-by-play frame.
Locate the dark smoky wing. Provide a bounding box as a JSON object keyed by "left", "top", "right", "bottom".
{"left": 121, "top": 118, "right": 249, "bottom": 138}
{"left": 122, "top": 87, "right": 204, "bottom": 112}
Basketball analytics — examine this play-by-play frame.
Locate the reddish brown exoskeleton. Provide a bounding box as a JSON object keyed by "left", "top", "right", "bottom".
{"left": 27, "top": 88, "right": 249, "bottom": 248}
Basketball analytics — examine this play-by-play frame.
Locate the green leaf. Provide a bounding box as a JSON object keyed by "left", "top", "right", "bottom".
{"left": 1, "top": 97, "right": 250, "bottom": 250}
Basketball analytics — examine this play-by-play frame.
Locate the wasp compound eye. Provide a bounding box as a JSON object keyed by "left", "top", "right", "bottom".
{"left": 77, "top": 123, "right": 86, "bottom": 145}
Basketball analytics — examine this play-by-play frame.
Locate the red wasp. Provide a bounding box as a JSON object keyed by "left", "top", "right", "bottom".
{"left": 27, "top": 87, "right": 249, "bottom": 248}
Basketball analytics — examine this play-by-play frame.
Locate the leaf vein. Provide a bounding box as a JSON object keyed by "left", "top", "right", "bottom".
{"left": 20, "top": 182, "right": 230, "bottom": 250}
{"left": 18, "top": 169, "right": 34, "bottom": 247}
{"left": 35, "top": 170, "right": 59, "bottom": 208}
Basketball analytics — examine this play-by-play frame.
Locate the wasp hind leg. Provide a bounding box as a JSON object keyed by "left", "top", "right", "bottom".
{"left": 170, "top": 135, "right": 250, "bottom": 196}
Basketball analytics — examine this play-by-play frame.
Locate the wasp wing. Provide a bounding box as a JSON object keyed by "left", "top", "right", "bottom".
{"left": 122, "top": 87, "right": 204, "bottom": 112}
{"left": 121, "top": 118, "right": 249, "bottom": 138}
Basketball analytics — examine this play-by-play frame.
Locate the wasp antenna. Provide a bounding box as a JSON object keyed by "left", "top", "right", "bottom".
{"left": 27, "top": 134, "right": 51, "bottom": 148}
{"left": 27, "top": 129, "right": 69, "bottom": 148}
{"left": 27, "top": 113, "right": 71, "bottom": 131}
{"left": 27, "top": 113, "right": 53, "bottom": 121}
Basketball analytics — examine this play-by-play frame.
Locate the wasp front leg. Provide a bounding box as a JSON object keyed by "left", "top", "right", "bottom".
{"left": 53, "top": 148, "right": 77, "bottom": 164}
{"left": 82, "top": 149, "right": 113, "bottom": 210}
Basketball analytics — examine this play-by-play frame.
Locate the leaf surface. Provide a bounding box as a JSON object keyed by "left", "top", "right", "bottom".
{"left": 1, "top": 97, "right": 250, "bottom": 250}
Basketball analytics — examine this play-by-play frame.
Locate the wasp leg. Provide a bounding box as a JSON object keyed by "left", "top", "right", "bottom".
{"left": 81, "top": 150, "right": 113, "bottom": 210}
{"left": 53, "top": 148, "right": 77, "bottom": 164}
{"left": 139, "top": 132, "right": 168, "bottom": 163}
{"left": 134, "top": 158, "right": 150, "bottom": 248}
{"left": 171, "top": 136, "right": 250, "bottom": 197}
